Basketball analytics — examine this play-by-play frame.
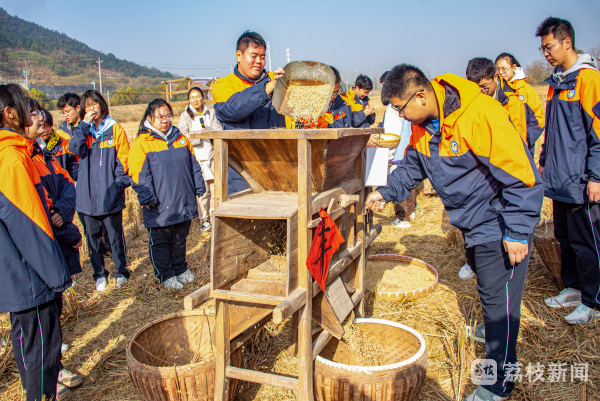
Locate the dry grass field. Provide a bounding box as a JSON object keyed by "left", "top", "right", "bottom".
{"left": 1, "top": 85, "right": 598, "bottom": 401}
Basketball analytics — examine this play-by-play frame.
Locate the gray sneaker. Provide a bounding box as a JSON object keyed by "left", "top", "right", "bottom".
{"left": 163, "top": 277, "right": 184, "bottom": 290}
{"left": 463, "top": 386, "right": 508, "bottom": 401}
{"left": 176, "top": 269, "right": 195, "bottom": 284}
{"left": 56, "top": 383, "right": 71, "bottom": 400}
{"left": 95, "top": 277, "right": 108, "bottom": 292}
{"left": 58, "top": 368, "right": 83, "bottom": 388}
{"left": 116, "top": 276, "right": 128, "bottom": 289}
{"left": 544, "top": 287, "right": 581, "bottom": 308}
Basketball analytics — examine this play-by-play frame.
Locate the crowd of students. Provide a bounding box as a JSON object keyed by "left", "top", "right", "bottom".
{"left": 0, "top": 15, "right": 598, "bottom": 401}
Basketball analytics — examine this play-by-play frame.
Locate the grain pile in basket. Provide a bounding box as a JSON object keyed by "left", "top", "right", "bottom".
{"left": 340, "top": 320, "right": 387, "bottom": 366}
{"left": 365, "top": 258, "right": 437, "bottom": 293}
{"left": 282, "top": 79, "right": 331, "bottom": 120}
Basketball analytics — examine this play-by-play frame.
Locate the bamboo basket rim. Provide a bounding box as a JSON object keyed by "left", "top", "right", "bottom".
{"left": 315, "top": 318, "right": 426, "bottom": 373}
{"left": 126, "top": 310, "right": 216, "bottom": 373}
{"left": 367, "top": 254, "right": 439, "bottom": 301}
{"left": 375, "top": 133, "right": 401, "bottom": 149}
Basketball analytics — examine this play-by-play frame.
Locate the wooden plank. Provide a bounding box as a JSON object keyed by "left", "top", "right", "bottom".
{"left": 214, "top": 299, "right": 230, "bottom": 401}
{"left": 189, "top": 127, "right": 383, "bottom": 140}
{"left": 297, "top": 138, "right": 314, "bottom": 401}
{"left": 320, "top": 135, "right": 371, "bottom": 192}
{"left": 355, "top": 150, "right": 367, "bottom": 318}
{"left": 211, "top": 289, "right": 285, "bottom": 306}
{"left": 228, "top": 158, "right": 264, "bottom": 193}
{"left": 213, "top": 138, "right": 228, "bottom": 209}
{"left": 183, "top": 283, "right": 211, "bottom": 311}
{"left": 311, "top": 178, "right": 362, "bottom": 212}
{"left": 307, "top": 207, "right": 344, "bottom": 228}
{"left": 226, "top": 367, "right": 298, "bottom": 390}
{"left": 311, "top": 290, "right": 344, "bottom": 339}
{"left": 339, "top": 194, "right": 360, "bottom": 208}
{"left": 246, "top": 258, "right": 287, "bottom": 281}
{"left": 214, "top": 193, "right": 298, "bottom": 219}
{"left": 287, "top": 213, "right": 298, "bottom": 293}
{"left": 212, "top": 217, "right": 273, "bottom": 289}
{"left": 312, "top": 329, "right": 332, "bottom": 360}
{"left": 230, "top": 314, "right": 271, "bottom": 352}
{"left": 324, "top": 277, "right": 354, "bottom": 323}
{"left": 228, "top": 303, "right": 272, "bottom": 340}
{"left": 272, "top": 287, "right": 307, "bottom": 324}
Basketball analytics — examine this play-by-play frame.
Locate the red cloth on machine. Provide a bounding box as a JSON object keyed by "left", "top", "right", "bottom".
{"left": 306, "top": 208, "right": 345, "bottom": 291}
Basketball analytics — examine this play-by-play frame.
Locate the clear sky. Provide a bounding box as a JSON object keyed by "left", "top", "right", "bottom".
{"left": 1, "top": 0, "right": 598, "bottom": 82}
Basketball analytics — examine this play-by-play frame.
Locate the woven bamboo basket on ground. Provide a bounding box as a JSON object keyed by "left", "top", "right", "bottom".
{"left": 126, "top": 310, "right": 240, "bottom": 401}
{"left": 374, "top": 133, "right": 401, "bottom": 149}
{"left": 315, "top": 318, "right": 427, "bottom": 401}
{"left": 367, "top": 254, "right": 439, "bottom": 301}
{"left": 534, "top": 220, "right": 565, "bottom": 290}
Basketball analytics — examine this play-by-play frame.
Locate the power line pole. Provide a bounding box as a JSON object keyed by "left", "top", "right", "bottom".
{"left": 267, "top": 41, "right": 272, "bottom": 72}
{"left": 285, "top": 47, "right": 290, "bottom": 64}
{"left": 23, "top": 59, "right": 29, "bottom": 90}
{"left": 91, "top": 80, "right": 96, "bottom": 90}
{"left": 97, "top": 57, "right": 103, "bottom": 94}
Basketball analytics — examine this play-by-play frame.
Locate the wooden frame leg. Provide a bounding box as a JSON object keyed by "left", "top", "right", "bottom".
{"left": 215, "top": 299, "right": 231, "bottom": 401}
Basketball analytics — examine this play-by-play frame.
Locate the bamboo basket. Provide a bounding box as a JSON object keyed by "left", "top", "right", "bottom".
{"left": 367, "top": 254, "right": 439, "bottom": 301}
{"left": 534, "top": 220, "right": 565, "bottom": 290}
{"left": 315, "top": 318, "right": 427, "bottom": 401}
{"left": 126, "top": 310, "right": 240, "bottom": 401}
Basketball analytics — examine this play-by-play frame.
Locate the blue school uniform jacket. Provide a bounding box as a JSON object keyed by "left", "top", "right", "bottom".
{"left": 0, "top": 129, "right": 71, "bottom": 312}
{"left": 69, "top": 118, "right": 130, "bottom": 216}
{"left": 128, "top": 127, "right": 205, "bottom": 228}
{"left": 378, "top": 74, "right": 543, "bottom": 247}
{"left": 539, "top": 65, "right": 600, "bottom": 204}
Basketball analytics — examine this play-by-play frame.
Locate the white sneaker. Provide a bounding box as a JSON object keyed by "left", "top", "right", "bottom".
{"left": 176, "top": 269, "right": 195, "bottom": 284}
{"left": 391, "top": 218, "right": 412, "bottom": 228}
{"left": 58, "top": 368, "right": 83, "bottom": 388}
{"left": 564, "top": 303, "right": 600, "bottom": 324}
{"left": 409, "top": 212, "right": 416, "bottom": 220}
{"left": 95, "top": 277, "right": 108, "bottom": 292}
{"left": 459, "top": 263, "right": 476, "bottom": 279}
{"left": 544, "top": 287, "right": 581, "bottom": 308}
{"left": 463, "top": 386, "right": 508, "bottom": 401}
{"left": 56, "top": 383, "right": 72, "bottom": 400}
{"left": 61, "top": 343, "right": 69, "bottom": 353}
{"left": 163, "top": 277, "right": 184, "bottom": 290}
{"left": 116, "top": 277, "right": 128, "bottom": 289}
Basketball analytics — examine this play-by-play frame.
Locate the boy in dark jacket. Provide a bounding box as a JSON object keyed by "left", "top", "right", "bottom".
{"left": 365, "top": 65, "right": 543, "bottom": 401}
{"left": 536, "top": 17, "right": 600, "bottom": 324}
{"left": 342, "top": 74, "right": 376, "bottom": 127}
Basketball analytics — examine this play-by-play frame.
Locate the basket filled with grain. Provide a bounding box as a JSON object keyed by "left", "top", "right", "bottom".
{"left": 365, "top": 254, "right": 438, "bottom": 301}
{"left": 126, "top": 310, "right": 241, "bottom": 401}
{"left": 374, "top": 133, "right": 401, "bottom": 149}
{"left": 315, "top": 318, "right": 427, "bottom": 401}
{"left": 272, "top": 61, "right": 335, "bottom": 122}
{"left": 534, "top": 220, "right": 564, "bottom": 290}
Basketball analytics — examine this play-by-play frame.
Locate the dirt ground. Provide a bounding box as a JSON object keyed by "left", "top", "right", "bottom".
{"left": 1, "top": 87, "right": 598, "bottom": 401}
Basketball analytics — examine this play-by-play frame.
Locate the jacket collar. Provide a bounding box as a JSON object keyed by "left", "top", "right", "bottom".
{"left": 0, "top": 127, "right": 32, "bottom": 153}
{"left": 143, "top": 126, "right": 183, "bottom": 146}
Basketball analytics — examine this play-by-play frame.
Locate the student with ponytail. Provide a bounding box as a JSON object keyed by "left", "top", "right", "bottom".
{"left": 69, "top": 90, "right": 131, "bottom": 291}
{"left": 0, "top": 84, "right": 71, "bottom": 401}
{"left": 129, "top": 99, "right": 205, "bottom": 290}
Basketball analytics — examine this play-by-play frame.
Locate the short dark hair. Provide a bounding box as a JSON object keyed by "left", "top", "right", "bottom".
{"left": 0, "top": 84, "right": 30, "bottom": 131}
{"left": 79, "top": 90, "right": 109, "bottom": 121}
{"left": 535, "top": 16, "right": 575, "bottom": 47}
{"left": 354, "top": 74, "right": 373, "bottom": 90}
{"left": 380, "top": 71, "right": 389, "bottom": 84}
{"left": 57, "top": 93, "right": 81, "bottom": 109}
{"left": 466, "top": 58, "right": 495, "bottom": 83}
{"left": 27, "top": 97, "right": 42, "bottom": 112}
{"left": 329, "top": 66, "right": 341, "bottom": 85}
{"left": 139, "top": 98, "right": 173, "bottom": 135}
{"left": 495, "top": 52, "right": 521, "bottom": 68}
{"left": 236, "top": 31, "right": 266, "bottom": 53}
{"left": 42, "top": 108, "right": 53, "bottom": 126}
{"left": 381, "top": 64, "right": 431, "bottom": 104}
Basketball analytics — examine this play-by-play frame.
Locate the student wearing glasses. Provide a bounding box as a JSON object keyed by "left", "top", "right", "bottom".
{"left": 0, "top": 84, "right": 71, "bottom": 401}
{"left": 178, "top": 87, "right": 221, "bottom": 232}
{"left": 535, "top": 17, "right": 600, "bottom": 325}
{"left": 365, "top": 65, "right": 543, "bottom": 401}
{"left": 129, "top": 99, "right": 205, "bottom": 290}
{"left": 69, "top": 90, "right": 131, "bottom": 292}
{"left": 495, "top": 53, "right": 544, "bottom": 153}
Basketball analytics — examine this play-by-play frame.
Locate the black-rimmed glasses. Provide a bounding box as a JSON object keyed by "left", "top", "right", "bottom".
{"left": 391, "top": 89, "right": 424, "bottom": 116}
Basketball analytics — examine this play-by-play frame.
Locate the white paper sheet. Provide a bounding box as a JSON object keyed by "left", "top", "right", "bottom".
{"left": 365, "top": 147, "right": 389, "bottom": 187}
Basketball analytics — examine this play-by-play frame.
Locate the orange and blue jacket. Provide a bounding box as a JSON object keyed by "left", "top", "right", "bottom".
{"left": 69, "top": 118, "right": 131, "bottom": 216}
{"left": 316, "top": 95, "right": 357, "bottom": 128}
{"left": 212, "top": 66, "right": 286, "bottom": 130}
{"left": 501, "top": 77, "right": 544, "bottom": 147}
{"left": 58, "top": 120, "right": 75, "bottom": 140}
{"left": 495, "top": 79, "right": 531, "bottom": 150}
{"left": 30, "top": 141, "right": 82, "bottom": 275}
{"left": 0, "top": 128, "right": 71, "bottom": 312}
{"left": 378, "top": 74, "right": 543, "bottom": 247}
{"left": 44, "top": 129, "right": 79, "bottom": 181}
{"left": 129, "top": 126, "right": 205, "bottom": 228}
{"left": 539, "top": 64, "right": 600, "bottom": 204}
{"left": 341, "top": 87, "right": 375, "bottom": 127}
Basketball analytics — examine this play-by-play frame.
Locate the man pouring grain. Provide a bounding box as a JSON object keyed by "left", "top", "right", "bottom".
{"left": 212, "top": 31, "right": 285, "bottom": 193}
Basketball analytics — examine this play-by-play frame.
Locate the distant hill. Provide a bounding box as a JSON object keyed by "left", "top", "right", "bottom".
{"left": 0, "top": 7, "right": 174, "bottom": 86}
